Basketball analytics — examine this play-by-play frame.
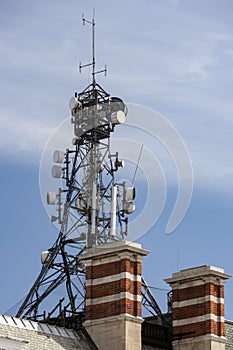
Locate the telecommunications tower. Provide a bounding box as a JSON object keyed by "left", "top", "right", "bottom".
{"left": 16, "top": 15, "right": 166, "bottom": 329}
{"left": 16, "top": 15, "right": 136, "bottom": 327}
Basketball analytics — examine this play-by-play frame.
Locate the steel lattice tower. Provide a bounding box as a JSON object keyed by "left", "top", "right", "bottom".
{"left": 16, "top": 16, "right": 136, "bottom": 328}
{"left": 16, "top": 15, "right": 168, "bottom": 330}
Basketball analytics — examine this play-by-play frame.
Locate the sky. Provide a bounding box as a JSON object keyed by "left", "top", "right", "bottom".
{"left": 0, "top": 0, "right": 233, "bottom": 319}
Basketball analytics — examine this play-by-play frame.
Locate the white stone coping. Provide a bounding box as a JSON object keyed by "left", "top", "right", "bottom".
{"left": 86, "top": 271, "right": 141, "bottom": 286}
{"left": 84, "top": 252, "right": 145, "bottom": 266}
{"left": 86, "top": 292, "right": 141, "bottom": 306}
{"left": 172, "top": 295, "right": 224, "bottom": 308}
{"left": 173, "top": 313, "right": 224, "bottom": 327}
{"left": 84, "top": 314, "right": 144, "bottom": 326}
{"left": 0, "top": 314, "right": 78, "bottom": 339}
{"left": 164, "top": 265, "right": 231, "bottom": 285}
{"left": 82, "top": 240, "right": 149, "bottom": 261}
{"left": 172, "top": 333, "right": 226, "bottom": 345}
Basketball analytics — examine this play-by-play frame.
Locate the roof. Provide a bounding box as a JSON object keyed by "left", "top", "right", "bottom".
{"left": 0, "top": 314, "right": 97, "bottom": 350}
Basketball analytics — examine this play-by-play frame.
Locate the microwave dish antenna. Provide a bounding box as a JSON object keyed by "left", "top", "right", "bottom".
{"left": 16, "top": 13, "right": 165, "bottom": 330}
{"left": 16, "top": 14, "right": 136, "bottom": 326}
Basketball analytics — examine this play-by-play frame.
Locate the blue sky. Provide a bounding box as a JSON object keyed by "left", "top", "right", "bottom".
{"left": 0, "top": 0, "right": 233, "bottom": 318}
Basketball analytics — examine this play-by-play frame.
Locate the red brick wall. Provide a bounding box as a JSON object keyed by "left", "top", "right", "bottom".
{"left": 172, "top": 283, "right": 224, "bottom": 302}
{"left": 172, "top": 282, "right": 225, "bottom": 338}
{"left": 85, "top": 258, "right": 142, "bottom": 321}
{"left": 173, "top": 320, "right": 224, "bottom": 339}
{"left": 86, "top": 299, "right": 141, "bottom": 320}
{"left": 86, "top": 259, "right": 141, "bottom": 279}
{"left": 86, "top": 279, "right": 141, "bottom": 299}
{"left": 173, "top": 301, "right": 224, "bottom": 320}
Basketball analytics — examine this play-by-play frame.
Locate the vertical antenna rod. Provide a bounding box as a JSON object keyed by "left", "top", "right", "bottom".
{"left": 82, "top": 12, "right": 96, "bottom": 84}
{"left": 92, "top": 9, "right": 95, "bottom": 82}
{"left": 132, "top": 144, "right": 144, "bottom": 186}
{"left": 80, "top": 10, "right": 107, "bottom": 82}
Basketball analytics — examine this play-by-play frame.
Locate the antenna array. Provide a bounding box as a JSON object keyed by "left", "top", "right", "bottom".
{"left": 16, "top": 14, "right": 136, "bottom": 326}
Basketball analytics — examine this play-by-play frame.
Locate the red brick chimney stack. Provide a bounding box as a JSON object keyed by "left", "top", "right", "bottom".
{"left": 82, "top": 240, "right": 149, "bottom": 350}
{"left": 165, "top": 265, "right": 231, "bottom": 350}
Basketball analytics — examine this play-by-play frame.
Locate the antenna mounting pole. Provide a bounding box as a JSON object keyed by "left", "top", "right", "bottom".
{"left": 80, "top": 12, "right": 107, "bottom": 83}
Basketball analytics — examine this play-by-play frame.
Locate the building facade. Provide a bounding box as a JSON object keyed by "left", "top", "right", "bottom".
{"left": 1, "top": 241, "right": 233, "bottom": 350}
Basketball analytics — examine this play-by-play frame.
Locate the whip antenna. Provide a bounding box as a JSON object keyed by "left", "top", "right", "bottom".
{"left": 132, "top": 144, "right": 144, "bottom": 186}
{"left": 80, "top": 11, "right": 107, "bottom": 84}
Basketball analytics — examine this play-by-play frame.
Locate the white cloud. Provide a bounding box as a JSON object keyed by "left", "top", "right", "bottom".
{"left": 0, "top": 0, "right": 232, "bottom": 193}
{"left": 0, "top": 107, "right": 54, "bottom": 162}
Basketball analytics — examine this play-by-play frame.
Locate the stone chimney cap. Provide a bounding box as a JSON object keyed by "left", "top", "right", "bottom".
{"left": 164, "top": 265, "right": 231, "bottom": 285}
{"left": 81, "top": 240, "right": 150, "bottom": 261}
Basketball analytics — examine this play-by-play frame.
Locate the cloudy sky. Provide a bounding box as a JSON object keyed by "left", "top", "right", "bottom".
{"left": 0, "top": 0, "right": 233, "bottom": 318}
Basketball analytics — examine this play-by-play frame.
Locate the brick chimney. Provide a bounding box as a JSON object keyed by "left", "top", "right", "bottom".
{"left": 165, "top": 265, "right": 231, "bottom": 350}
{"left": 82, "top": 240, "right": 149, "bottom": 350}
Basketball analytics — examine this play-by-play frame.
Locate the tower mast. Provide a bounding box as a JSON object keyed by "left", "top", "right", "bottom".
{"left": 16, "top": 15, "right": 133, "bottom": 326}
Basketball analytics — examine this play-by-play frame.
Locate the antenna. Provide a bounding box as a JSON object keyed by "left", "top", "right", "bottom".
{"left": 16, "top": 15, "right": 165, "bottom": 332}
{"left": 16, "top": 15, "right": 133, "bottom": 324}
{"left": 79, "top": 12, "right": 107, "bottom": 84}
{"left": 132, "top": 144, "right": 144, "bottom": 186}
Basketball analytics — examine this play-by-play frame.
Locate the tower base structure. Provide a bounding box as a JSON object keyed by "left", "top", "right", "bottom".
{"left": 82, "top": 240, "right": 149, "bottom": 350}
